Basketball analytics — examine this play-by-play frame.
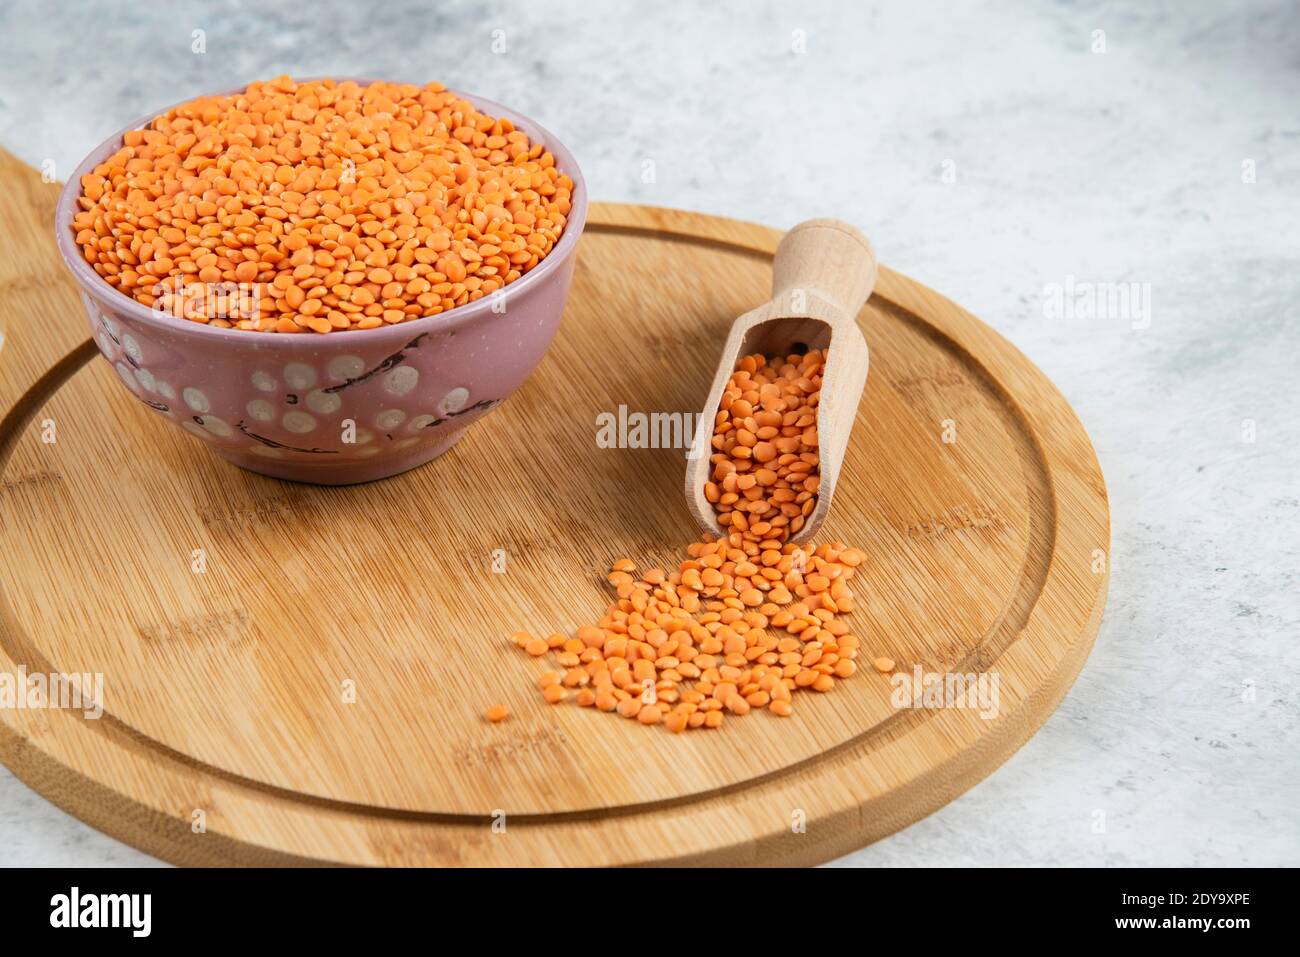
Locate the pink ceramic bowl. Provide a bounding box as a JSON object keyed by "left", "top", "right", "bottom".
{"left": 54, "top": 81, "right": 586, "bottom": 484}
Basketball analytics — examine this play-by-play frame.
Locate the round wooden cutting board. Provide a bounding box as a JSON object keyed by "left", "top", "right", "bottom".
{"left": 0, "top": 150, "right": 1108, "bottom": 866}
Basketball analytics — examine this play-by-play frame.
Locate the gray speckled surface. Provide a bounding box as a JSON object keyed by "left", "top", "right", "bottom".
{"left": 1, "top": 0, "right": 1296, "bottom": 868}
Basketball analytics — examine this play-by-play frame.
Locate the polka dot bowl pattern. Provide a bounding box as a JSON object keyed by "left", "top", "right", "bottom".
{"left": 53, "top": 81, "right": 587, "bottom": 485}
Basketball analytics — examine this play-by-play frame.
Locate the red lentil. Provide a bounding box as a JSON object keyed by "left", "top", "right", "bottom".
{"left": 514, "top": 350, "right": 895, "bottom": 730}
{"left": 70, "top": 76, "right": 573, "bottom": 332}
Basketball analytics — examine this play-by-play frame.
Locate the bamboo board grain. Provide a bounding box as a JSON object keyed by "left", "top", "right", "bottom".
{"left": 0, "top": 148, "right": 1108, "bottom": 866}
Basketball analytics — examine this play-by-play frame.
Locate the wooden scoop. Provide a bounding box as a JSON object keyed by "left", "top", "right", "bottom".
{"left": 686, "top": 218, "right": 877, "bottom": 544}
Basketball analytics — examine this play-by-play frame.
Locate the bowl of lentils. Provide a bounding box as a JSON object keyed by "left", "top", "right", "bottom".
{"left": 55, "top": 76, "right": 585, "bottom": 484}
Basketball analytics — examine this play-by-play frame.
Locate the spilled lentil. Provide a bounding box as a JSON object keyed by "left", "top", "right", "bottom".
{"left": 512, "top": 349, "right": 890, "bottom": 732}
{"left": 70, "top": 76, "right": 573, "bottom": 332}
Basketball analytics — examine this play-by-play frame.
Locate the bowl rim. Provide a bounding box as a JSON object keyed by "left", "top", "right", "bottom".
{"left": 54, "top": 76, "right": 588, "bottom": 346}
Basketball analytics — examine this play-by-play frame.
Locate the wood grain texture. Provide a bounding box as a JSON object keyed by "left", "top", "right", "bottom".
{"left": 0, "top": 149, "right": 1109, "bottom": 866}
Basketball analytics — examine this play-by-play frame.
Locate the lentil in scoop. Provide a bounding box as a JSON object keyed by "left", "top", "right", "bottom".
{"left": 512, "top": 349, "right": 888, "bottom": 732}
{"left": 70, "top": 76, "right": 574, "bottom": 333}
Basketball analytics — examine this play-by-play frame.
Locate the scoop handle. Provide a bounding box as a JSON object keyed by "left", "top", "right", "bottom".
{"left": 770, "top": 219, "right": 877, "bottom": 321}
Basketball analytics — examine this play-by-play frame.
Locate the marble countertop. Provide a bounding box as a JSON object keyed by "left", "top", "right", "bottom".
{"left": 1, "top": 0, "right": 1296, "bottom": 867}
